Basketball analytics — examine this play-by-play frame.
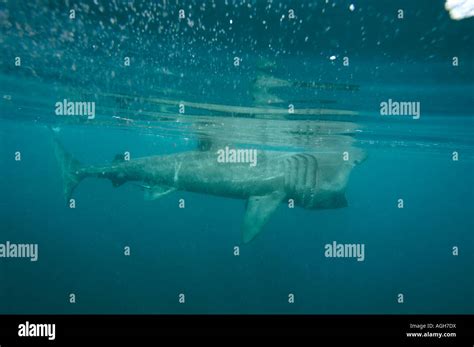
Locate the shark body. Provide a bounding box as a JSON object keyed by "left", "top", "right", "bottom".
{"left": 54, "top": 139, "right": 365, "bottom": 242}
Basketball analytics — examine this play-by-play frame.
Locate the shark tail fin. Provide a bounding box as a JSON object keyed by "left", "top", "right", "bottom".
{"left": 52, "top": 137, "right": 83, "bottom": 204}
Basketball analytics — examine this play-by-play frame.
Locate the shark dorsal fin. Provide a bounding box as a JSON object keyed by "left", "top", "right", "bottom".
{"left": 242, "top": 191, "right": 286, "bottom": 243}
{"left": 197, "top": 135, "right": 214, "bottom": 151}
{"left": 113, "top": 154, "right": 126, "bottom": 163}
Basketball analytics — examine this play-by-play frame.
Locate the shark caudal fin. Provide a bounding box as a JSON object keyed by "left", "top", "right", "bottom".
{"left": 52, "top": 137, "right": 83, "bottom": 204}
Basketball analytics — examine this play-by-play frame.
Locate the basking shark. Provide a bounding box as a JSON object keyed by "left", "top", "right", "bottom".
{"left": 54, "top": 138, "right": 366, "bottom": 243}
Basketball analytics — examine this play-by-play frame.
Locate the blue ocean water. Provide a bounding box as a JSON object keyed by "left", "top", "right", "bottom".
{"left": 0, "top": 0, "right": 473, "bottom": 314}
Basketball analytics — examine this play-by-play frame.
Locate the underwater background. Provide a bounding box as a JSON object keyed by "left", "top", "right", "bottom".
{"left": 0, "top": 0, "right": 473, "bottom": 314}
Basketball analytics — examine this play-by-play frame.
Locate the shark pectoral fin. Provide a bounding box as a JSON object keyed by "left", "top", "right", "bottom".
{"left": 143, "top": 185, "right": 176, "bottom": 200}
{"left": 242, "top": 191, "right": 286, "bottom": 243}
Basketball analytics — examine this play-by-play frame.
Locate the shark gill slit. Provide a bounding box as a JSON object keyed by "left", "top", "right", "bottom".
{"left": 305, "top": 154, "right": 319, "bottom": 205}
{"left": 283, "top": 154, "right": 319, "bottom": 206}
{"left": 296, "top": 154, "right": 310, "bottom": 204}
{"left": 295, "top": 154, "right": 308, "bottom": 202}
{"left": 284, "top": 156, "right": 296, "bottom": 190}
